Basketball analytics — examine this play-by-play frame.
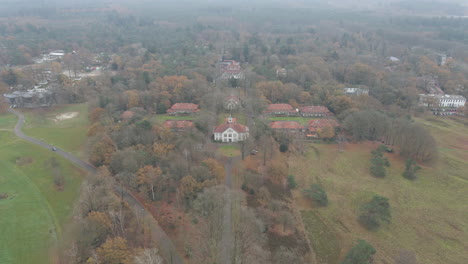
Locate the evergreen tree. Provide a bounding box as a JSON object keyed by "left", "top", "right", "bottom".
{"left": 341, "top": 240, "right": 376, "bottom": 264}
{"left": 370, "top": 148, "right": 390, "bottom": 178}
{"left": 287, "top": 175, "right": 297, "bottom": 189}
{"left": 402, "top": 159, "right": 421, "bottom": 180}
{"left": 358, "top": 195, "right": 391, "bottom": 230}
{"left": 304, "top": 184, "right": 328, "bottom": 206}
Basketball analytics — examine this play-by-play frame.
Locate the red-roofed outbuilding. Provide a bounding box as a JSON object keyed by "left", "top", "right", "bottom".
{"left": 307, "top": 119, "right": 340, "bottom": 138}
{"left": 300, "top": 106, "right": 333, "bottom": 117}
{"left": 167, "top": 103, "right": 200, "bottom": 115}
{"left": 269, "top": 121, "right": 304, "bottom": 132}
{"left": 163, "top": 120, "right": 194, "bottom": 132}
{"left": 263, "top": 104, "right": 298, "bottom": 116}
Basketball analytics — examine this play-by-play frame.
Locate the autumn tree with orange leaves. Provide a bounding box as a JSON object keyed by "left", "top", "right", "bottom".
{"left": 89, "top": 134, "right": 117, "bottom": 167}
{"left": 136, "top": 165, "right": 162, "bottom": 201}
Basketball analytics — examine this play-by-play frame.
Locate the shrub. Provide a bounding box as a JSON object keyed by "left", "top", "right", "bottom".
{"left": 287, "top": 175, "right": 297, "bottom": 189}
{"left": 304, "top": 184, "right": 328, "bottom": 206}
{"left": 358, "top": 195, "right": 391, "bottom": 230}
{"left": 279, "top": 143, "right": 289, "bottom": 152}
{"left": 402, "top": 159, "right": 421, "bottom": 180}
{"left": 370, "top": 149, "right": 389, "bottom": 178}
{"left": 341, "top": 240, "right": 376, "bottom": 264}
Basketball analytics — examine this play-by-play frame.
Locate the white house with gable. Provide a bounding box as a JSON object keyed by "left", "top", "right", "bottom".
{"left": 213, "top": 116, "right": 249, "bottom": 143}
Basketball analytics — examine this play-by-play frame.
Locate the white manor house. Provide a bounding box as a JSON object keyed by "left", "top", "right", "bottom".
{"left": 213, "top": 116, "right": 249, "bottom": 143}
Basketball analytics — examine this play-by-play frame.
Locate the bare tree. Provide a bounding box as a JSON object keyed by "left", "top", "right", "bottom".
{"left": 134, "top": 248, "right": 163, "bottom": 264}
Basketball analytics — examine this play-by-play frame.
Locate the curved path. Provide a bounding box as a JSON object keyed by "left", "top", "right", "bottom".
{"left": 8, "top": 109, "right": 183, "bottom": 264}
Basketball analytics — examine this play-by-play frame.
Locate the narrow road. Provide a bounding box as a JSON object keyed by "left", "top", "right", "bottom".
{"left": 8, "top": 109, "right": 184, "bottom": 264}
{"left": 220, "top": 157, "right": 234, "bottom": 264}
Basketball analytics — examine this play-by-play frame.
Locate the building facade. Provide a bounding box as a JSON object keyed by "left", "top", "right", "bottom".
{"left": 419, "top": 94, "right": 466, "bottom": 108}
{"left": 163, "top": 120, "right": 194, "bottom": 132}
{"left": 300, "top": 106, "right": 333, "bottom": 117}
{"left": 269, "top": 121, "right": 305, "bottom": 133}
{"left": 4, "top": 88, "right": 55, "bottom": 108}
{"left": 263, "top": 104, "right": 298, "bottom": 116}
{"left": 344, "top": 87, "right": 369, "bottom": 96}
{"left": 213, "top": 116, "right": 249, "bottom": 143}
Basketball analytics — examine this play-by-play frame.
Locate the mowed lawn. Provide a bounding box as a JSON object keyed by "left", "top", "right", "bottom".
{"left": 217, "top": 144, "right": 241, "bottom": 157}
{"left": 267, "top": 116, "right": 319, "bottom": 126}
{"left": 21, "top": 104, "right": 89, "bottom": 157}
{"left": 0, "top": 131, "right": 84, "bottom": 264}
{"left": 291, "top": 117, "right": 468, "bottom": 264}
{"left": 150, "top": 114, "right": 196, "bottom": 124}
{"left": 0, "top": 113, "right": 16, "bottom": 130}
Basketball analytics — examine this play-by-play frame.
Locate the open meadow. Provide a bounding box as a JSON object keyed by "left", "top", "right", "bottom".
{"left": 21, "top": 104, "right": 89, "bottom": 158}
{"left": 0, "top": 113, "right": 84, "bottom": 264}
{"left": 291, "top": 116, "right": 468, "bottom": 264}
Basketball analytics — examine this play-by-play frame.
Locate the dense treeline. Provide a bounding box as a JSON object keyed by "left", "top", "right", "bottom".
{"left": 343, "top": 110, "right": 438, "bottom": 161}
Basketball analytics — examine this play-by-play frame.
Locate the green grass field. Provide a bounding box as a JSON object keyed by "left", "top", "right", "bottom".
{"left": 150, "top": 114, "right": 196, "bottom": 124}
{"left": 301, "top": 210, "right": 340, "bottom": 264}
{"left": 217, "top": 144, "right": 241, "bottom": 157}
{"left": 0, "top": 130, "right": 83, "bottom": 264}
{"left": 21, "top": 104, "right": 89, "bottom": 157}
{"left": 267, "top": 116, "right": 316, "bottom": 126}
{"left": 292, "top": 116, "right": 468, "bottom": 264}
{"left": 0, "top": 113, "right": 16, "bottom": 130}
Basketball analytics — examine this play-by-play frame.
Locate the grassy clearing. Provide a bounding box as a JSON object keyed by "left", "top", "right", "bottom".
{"left": 0, "top": 113, "right": 16, "bottom": 130}
{"left": 267, "top": 116, "right": 315, "bottom": 126}
{"left": 291, "top": 117, "right": 468, "bottom": 264}
{"left": 150, "top": 114, "right": 196, "bottom": 124}
{"left": 21, "top": 104, "right": 89, "bottom": 157}
{"left": 301, "top": 210, "right": 341, "bottom": 264}
{"left": 217, "top": 144, "right": 241, "bottom": 157}
{"left": 0, "top": 131, "right": 84, "bottom": 264}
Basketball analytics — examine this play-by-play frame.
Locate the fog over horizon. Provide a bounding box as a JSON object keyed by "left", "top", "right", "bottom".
{"left": 0, "top": 0, "right": 467, "bottom": 16}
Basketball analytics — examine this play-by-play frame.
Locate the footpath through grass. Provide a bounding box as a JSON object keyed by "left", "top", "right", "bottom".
{"left": 0, "top": 131, "right": 84, "bottom": 264}
{"left": 292, "top": 116, "right": 468, "bottom": 264}
{"left": 21, "top": 104, "right": 89, "bottom": 158}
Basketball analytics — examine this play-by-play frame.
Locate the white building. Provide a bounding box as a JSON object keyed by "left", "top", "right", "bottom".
{"left": 419, "top": 94, "right": 466, "bottom": 108}
{"left": 224, "top": 95, "right": 241, "bottom": 111}
{"left": 388, "top": 56, "right": 400, "bottom": 62}
{"left": 344, "top": 87, "right": 369, "bottom": 96}
{"left": 213, "top": 116, "right": 249, "bottom": 143}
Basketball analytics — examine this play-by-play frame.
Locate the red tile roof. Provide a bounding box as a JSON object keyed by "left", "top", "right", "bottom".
{"left": 264, "top": 104, "right": 298, "bottom": 114}
{"left": 225, "top": 95, "right": 240, "bottom": 101}
{"left": 120, "top": 110, "right": 135, "bottom": 119}
{"left": 163, "top": 120, "right": 194, "bottom": 129}
{"left": 219, "top": 60, "right": 241, "bottom": 72}
{"left": 308, "top": 119, "right": 339, "bottom": 129}
{"left": 214, "top": 123, "right": 248, "bottom": 133}
{"left": 300, "top": 106, "right": 333, "bottom": 115}
{"left": 167, "top": 103, "right": 199, "bottom": 113}
{"left": 269, "top": 121, "right": 304, "bottom": 130}
{"left": 267, "top": 104, "right": 294, "bottom": 111}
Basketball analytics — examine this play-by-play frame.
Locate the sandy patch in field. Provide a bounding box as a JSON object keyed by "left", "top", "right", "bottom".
{"left": 54, "top": 112, "right": 79, "bottom": 122}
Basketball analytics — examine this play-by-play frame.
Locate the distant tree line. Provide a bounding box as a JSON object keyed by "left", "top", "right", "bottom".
{"left": 343, "top": 110, "right": 437, "bottom": 161}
